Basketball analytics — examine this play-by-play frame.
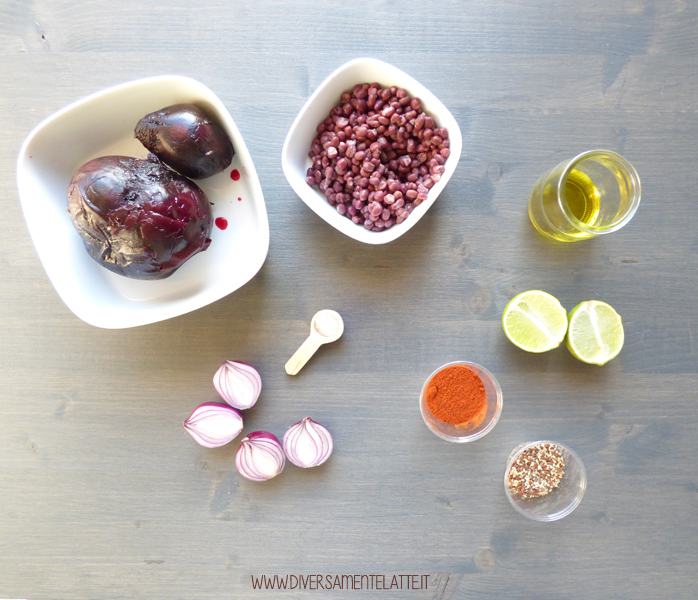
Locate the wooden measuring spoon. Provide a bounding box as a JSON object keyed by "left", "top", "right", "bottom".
{"left": 285, "top": 310, "right": 344, "bottom": 375}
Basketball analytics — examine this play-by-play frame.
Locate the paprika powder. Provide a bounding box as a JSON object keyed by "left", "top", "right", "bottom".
{"left": 425, "top": 364, "right": 487, "bottom": 427}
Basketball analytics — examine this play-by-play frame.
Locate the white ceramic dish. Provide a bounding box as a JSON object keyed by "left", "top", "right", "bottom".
{"left": 17, "top": 76, "right": 269, "bottom": 329}
{"left": 282, "top": 58, "right": 462, "bottom": 245}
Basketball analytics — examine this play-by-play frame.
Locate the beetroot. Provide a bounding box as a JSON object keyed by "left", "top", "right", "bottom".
{"left": 67, "top": 155, "right": 212, "bottom": 280}
{"left": 135, "top": 104, "right": 234, "bottom": 179}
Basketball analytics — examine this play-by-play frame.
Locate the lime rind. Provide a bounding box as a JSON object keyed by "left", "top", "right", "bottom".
{"left": 565, "top": 301, "right": 624, "bottom": 365}
{"left": 502, "top": 291, "right": 568, "bottom": 353}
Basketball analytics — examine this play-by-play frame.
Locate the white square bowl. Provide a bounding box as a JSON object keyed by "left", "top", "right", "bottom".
{"left": 17, "top": 76, "right": 269, "bottom": 329}
{"left": 282, "top": 58, "right": 462, "bottom": 244}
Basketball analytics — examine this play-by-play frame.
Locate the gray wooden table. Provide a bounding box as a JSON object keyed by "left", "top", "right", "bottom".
{"left": 2, "top": 1, "right": 697, "bottom": 598}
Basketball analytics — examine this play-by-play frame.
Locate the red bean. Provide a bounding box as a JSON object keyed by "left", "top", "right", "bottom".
{"left": 352, "top": 98, "right": 368, "bottom": 113}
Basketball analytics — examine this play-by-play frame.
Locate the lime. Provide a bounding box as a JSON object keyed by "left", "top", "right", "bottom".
{"left": 565, "top": 301, "right": 624, "bottom": 365}
{"left": 502, "top": 291, "right": 568, "bottom": 352}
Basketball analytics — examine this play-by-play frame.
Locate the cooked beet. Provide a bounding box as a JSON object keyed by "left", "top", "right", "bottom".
{"left": 134, "top": 104, "right": 234, "bottom": 179}
{"left": 67, "top": 156, "right": 212, "bottom": 280}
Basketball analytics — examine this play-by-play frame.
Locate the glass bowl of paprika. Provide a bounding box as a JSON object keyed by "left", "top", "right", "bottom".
{"left": 419, "top": 361, "right": 503, "bottom": 443}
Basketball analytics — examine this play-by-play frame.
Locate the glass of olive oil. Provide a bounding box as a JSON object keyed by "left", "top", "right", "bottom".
{"left": 528, "top": 150, "right": 641, "bottom": 242}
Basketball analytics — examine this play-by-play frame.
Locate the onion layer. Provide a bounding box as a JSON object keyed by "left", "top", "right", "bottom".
{"left": 283, "top": 417, "right": 333, "bottom": 468}
{"left": 236, "top": 431, "right": 285, "bottom": 481}
{"left": 184, "top": 402, "right": 243, "bottom": 448}
{"left": 213, "top": 361, "right": 262, "bottom": 410}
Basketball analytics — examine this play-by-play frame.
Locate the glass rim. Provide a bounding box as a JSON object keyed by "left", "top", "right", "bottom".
{"left": 556, "top": 149, "right": 641, "bottom": 234}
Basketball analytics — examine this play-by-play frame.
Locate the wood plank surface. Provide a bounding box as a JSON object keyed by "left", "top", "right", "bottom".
{"left": 1, "top": 1, "right": 697, "bottom": 598}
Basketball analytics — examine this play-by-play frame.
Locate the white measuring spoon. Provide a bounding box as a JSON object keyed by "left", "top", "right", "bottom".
{"left": 285, "top": 310, "right": 344, "bottom": 375}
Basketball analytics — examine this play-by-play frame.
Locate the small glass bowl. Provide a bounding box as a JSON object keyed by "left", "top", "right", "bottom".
{"left": 419, "top": 361, "right": 503, "bottom": 443}
{"left": 504, "top": 441, "right": 586, "bottom": 522}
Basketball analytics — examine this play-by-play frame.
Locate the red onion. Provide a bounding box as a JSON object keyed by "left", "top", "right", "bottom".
{"left": 184, "top": 402, "right": 243, "bottom": 448}
{"left": 213, "top": 360, "right": 262, "bottom": 410}
{"left": 235, "top": 431, "right": 285, "bottom": 481}
{"left": 283, "top": 417, "right": 333, "bottom": 468}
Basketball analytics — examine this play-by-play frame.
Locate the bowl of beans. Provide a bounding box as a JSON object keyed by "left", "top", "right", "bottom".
{"left": 282, "top": 58, "right": 462, "bottom": 244}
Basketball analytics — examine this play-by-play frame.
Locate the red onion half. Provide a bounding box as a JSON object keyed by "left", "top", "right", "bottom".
{"left": 213, "top": 360, "right": 262, "bottom": 410}
{"left": 283, "top": 417, "right": 333, "bottom": 468}
{"left": 235, "top": 431, "right": 285, "bottom": 481}
{"left": 184, "top": 402, "right": 243, "bottom": 448}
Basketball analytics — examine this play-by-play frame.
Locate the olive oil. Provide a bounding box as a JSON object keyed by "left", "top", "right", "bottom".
{"left": 562, "top": 169, "right": 601, "bottom": 226}
{"left": 528, "top": 151, "right": 640, "bottom": 242}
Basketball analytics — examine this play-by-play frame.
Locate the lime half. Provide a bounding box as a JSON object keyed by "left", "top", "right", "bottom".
{"left": 502, "top": 291, "right": 568, "bottom": 352}
{"left": 566, "top": 301, "right": 624, "bottom": 365}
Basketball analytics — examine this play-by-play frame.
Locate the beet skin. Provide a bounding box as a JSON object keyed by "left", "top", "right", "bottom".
{"left": 135, "top": 103, "right": 234, "bottom": 179}
{"left": 67, "top": 155, "right": 212, "bottom": 280}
